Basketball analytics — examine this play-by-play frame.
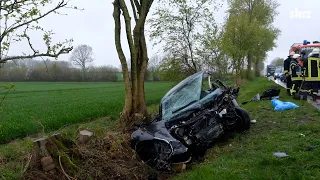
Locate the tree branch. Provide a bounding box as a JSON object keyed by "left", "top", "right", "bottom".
{"left": 133, "top": 0, "right": 141, "bottom": 13}
{"left": 118, "top": 0, "right": 136, "bottom": 60}
{"left": 23, "top": 25, "right": 39, "bottom": 55}
{"left": 0, "top": 0, "right": 68, "bottom": 43}
{"left": 112, "top": 0, "right": 129, "bottom": 71}
{"left": 0, "top": 47, "right": 72, "bottom": 62}
{"left": 130, "top": 0, "right": 138, "bottom": 22}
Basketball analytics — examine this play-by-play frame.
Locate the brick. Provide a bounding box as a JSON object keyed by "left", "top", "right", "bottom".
{"left": 41, "top": 156, "right": 53, "bottom": 167}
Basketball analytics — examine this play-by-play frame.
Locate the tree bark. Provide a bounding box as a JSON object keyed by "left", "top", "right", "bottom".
{"left": 113, "top": 0, "right": 154, "bottom": 127}
{"left": 254, "top": 60, "right": 260, "bottom": 77}
{"left": 137, "top": 24, "right": 148, "bottom": 117}
{"left": 247, "top": 53, "right": 252, "bottom": 79}
{"left": 113, "top": 0, "right": 133, "bottom": 123}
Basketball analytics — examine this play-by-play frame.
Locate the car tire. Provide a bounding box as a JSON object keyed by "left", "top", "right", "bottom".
{"left": 235, "top": 106, "right": 251, "bottom": 131}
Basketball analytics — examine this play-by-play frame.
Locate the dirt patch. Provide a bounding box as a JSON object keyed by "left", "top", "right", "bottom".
{"left": 22, "top": 132, "right": 172, "bottom": 180}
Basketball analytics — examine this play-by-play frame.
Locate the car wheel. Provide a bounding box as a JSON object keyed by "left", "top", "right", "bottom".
{"left": 235, "top": 106, "right": 251, "bottom": 131}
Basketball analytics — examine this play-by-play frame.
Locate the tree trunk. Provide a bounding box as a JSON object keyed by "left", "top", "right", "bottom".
{"left": 82, "top": 69, "right": 86, "bottom": 81}
{"left": 113, "top": 1, "right": 133, "bottom": 125}
{"left": 254, "top": 60, "right": 260, "bottom": 77}
{"left": 247, "top": 53, "right": 252, "bottom": 79}
{"left": 136, "top": 24, "right": 148, "bottom": 117}
{"left": 236, "top": 68, "right": 242, "bottom": 85}
{"left": 113, "top": 0, "right": 153, "bottom": 128}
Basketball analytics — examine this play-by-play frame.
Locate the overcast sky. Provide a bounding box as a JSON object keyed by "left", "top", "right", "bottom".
{"left": 5, "top": 0, "right": 320, "bottom": 67}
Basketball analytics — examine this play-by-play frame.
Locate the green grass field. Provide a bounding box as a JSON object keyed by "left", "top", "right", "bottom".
{"left": 0, "top": 82, "right": 173, "bottom": 144}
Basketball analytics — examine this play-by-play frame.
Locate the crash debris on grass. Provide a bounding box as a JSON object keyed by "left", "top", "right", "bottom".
{"left": 273, "top": 152, "right": 289, "bottom": 158}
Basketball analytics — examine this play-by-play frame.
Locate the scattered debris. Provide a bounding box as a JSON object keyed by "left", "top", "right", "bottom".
{"left": 242, "top": 94, "right": 260, "bottom": 105}
{"left": 250, "top": 120, "right": 257, "bottom": 124}
{"left": 299, "top": 133, "right": 306, "bottom": 137}
{"left": 307, "top": 145, "right": 319, "bottom": 151}
{"left": 242, "top": 86, "right": 280, "bottom": 105}
{"left": 273, "top": 152, "right": 289, "bottom": 158}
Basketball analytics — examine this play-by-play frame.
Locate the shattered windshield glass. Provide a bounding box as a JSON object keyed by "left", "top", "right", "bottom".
{"left": 161, "top": 72, "right": 203, "bottom": 121}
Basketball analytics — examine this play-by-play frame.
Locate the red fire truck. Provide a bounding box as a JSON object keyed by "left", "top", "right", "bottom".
{"left": 290, "top": 41, "right": 320, "bottom": 57}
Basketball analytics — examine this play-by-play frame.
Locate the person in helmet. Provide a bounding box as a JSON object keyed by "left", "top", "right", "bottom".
{"left": 290, "top": 54, "right": 303, "bottom": 96}
{"left": 309, "top": 48, "right": 320, "bottom": 58}
{"left": 284, "top": 51, "right": 294, "bottom": 95}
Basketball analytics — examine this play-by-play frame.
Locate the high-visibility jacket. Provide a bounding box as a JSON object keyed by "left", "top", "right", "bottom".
{"left": 304, "top": 56, "right": 320, "bottom": 81}
{"left": 284, "top": 57, "right": 293, "bottom": 74}
{"left": 290, "top": 59, "right": 303, "bottom": 81}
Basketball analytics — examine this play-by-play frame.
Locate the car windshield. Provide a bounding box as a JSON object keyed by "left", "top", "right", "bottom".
{"left": 160, "top": 72, "right": 203, "bottom": 121}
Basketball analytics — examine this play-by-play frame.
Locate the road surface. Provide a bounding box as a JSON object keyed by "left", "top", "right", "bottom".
{"left": 269, "top": 76, "right": 320, "bottom": 110}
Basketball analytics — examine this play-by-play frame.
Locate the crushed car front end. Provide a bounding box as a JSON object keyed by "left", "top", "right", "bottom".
{"left": 131, "top": 120, "right": 191, "bottom": 170}
{"left": 131, "top": 72, "right": 206, "bottom": 169}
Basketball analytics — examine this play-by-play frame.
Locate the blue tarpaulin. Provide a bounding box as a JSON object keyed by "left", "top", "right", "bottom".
{"left": 271, "top": 99, "right": 299, "bottom": 111}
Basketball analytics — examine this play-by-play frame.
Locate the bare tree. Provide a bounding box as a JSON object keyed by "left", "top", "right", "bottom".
{"left": 149, "top": 0, "right": 221, "bottom": 74}
{"left": 69, "top": 44, "right": 94, "bottom": 80}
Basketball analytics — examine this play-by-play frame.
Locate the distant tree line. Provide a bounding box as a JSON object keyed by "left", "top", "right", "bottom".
{"left": 0, "top": 59, "right": 120, "bottom": 82}
{"left": 0, "top": 58, "right": 160, "bottom": 82}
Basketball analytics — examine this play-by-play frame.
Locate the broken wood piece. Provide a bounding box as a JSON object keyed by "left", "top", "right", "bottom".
{"left": 78, "top": 130, "right": 94, "bottom": 144}
{"left": 171, "top": 163, "right": 186, "bottom": 173}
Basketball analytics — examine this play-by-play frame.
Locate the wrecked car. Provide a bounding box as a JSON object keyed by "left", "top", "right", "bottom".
{"left": 131, "top": 71, "right": 251, "bottom": 170}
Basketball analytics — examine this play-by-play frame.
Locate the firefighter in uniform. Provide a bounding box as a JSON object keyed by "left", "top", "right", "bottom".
{"left": 306, "top": 48, "right": 320, "bottom": 100}
{"left": 284, "top": 51, "right": 294, "bottom": 95}
{"left": 290, "top": 54, "right": 304, "bottom": 96}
